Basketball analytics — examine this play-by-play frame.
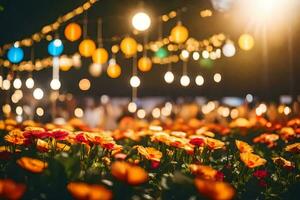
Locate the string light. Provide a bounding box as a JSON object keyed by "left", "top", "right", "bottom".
{"left": 36, "top": 107, "right": 44, "bottom": 116}
{"left": 213, "top": 73, "right": 222, "bottom": 83}
{"left": 25, "top": 77, "right": 35, "bottom": 89}
{"left": 192, "top": 52, "right": 200, "bottom": 60}
{"left": 137, "top": 109, "right": 146, "bottom": 119}
{"left": 33, "top": 88, "right": 44, "bottom": 100}
{"left": 74, "top": 107, "right": 84, "bottom": 118}
{"left": 222, "top": 40, "right": 236, "bottom": 57}
{"left": 130, "top": 76, "right": 141, "bottom": 88}
{"left": 180, "top": 75, "right": 190, "bottom": 87}
{"left": 132, "top": 12, "right": 151, "bottom": 31}
{"left": 16, "top": 106, "right": 23, "bottom": 115}
{"left": 79, "top": 78, "right": 91, "bottom": 91}
{"left": 152, "top": 107, "right": 161, "bottom": 118}
{"left": 164, "top": 71, "right": 174, "bottom": 83}
{"left": 245, "top": 94, "right": 253, "bottom": 103}
{"left": 195, "top": 75, "right": 204, "bottom": 86}
{"left": 50, "top": 79, "right": 61, "bottom": 90}
{"left": 128, "top": 102, "right": 137, "bottom": 113}
{"left": 13, "top": 78, "right": 22, "bottom": 89}
{"left": 2, "top": 79, "right": 11, "bottom": 90}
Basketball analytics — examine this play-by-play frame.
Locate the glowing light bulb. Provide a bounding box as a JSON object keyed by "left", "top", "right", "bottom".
{"left": 13, "top": 78, "right": 22, "bottom": 89}
{"left": 195, "top": 75, "right": 204, "bottom": 86}
{"left": 192, "top": 52, "right": 200, "bottom": 60}
{"left": 33, "top": 88, "right": 44, "bottom": 100}
{"left": 2, "top": 79, "right": 11, "bottom": 90}
{"left": 137, "top": 109, "right": 146, "bottom": 119}
{"left": 132, "top": 12, "right": 151, "bottom": 31}
{"left": 246, "top": 94, "right": 253, "bottom": 103}
{"left": 130, "top": 76, "right": 140, "bottom": 88}
{"left": 53, "top": 39, "right": 62, "bottom": 47}
{"left": 164, "top": 71, "right": 174, "bottom": 83}
{"left": 222, "top": 41, "right": 236, "bottom": 57}
{"left": 74, "top": 107, "right": 84, "bottom": 118}
{"left": 25, "top": 77, "right": 34, "bottom": 89}
{"left": 180, "top": 75, "right": 190, "bottom": 87}
{"left": 128, "top": 102, "right": 137, "bottom": 113}
{"left": 50, "top": 79, "right": 61, "bottom": 90}
{"left": 213, "top": 73, "right": 222, "bottom": 83}
{"left": 181, "top": 50, "right": 189, "bottom": 59}
{"left": 36, "top": 107, "right": 44, "bottom": 116}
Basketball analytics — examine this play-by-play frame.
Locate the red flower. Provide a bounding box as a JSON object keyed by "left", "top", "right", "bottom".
{"left": 259, "top": 180, "right": 267, "bottom": 187}
{"left": 23, "top": 130, "right": 49, "bottom": 139}
{"left": 215, "top": 171, "right": 224, "bottom": 181}
{"left": 151, "top": 161, "right": 160, "bottom": 169}
{"left": 75, "top": 133, "right": 89, "bottom": 144}
{"left": 102, "top": 143, "right": 114, "bottom": 150}
{"left": 253, "top": 170, "right": 268, "bottom": 179}
{"left": 189, "top": 138, "right": 205, "bottom": 147}
{"left": 50, "top": 130, "right": 69, "bottom": 140}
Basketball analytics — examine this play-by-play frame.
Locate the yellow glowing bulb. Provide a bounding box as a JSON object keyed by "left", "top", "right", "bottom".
{"left": 132, "top": 12, "right": 151, "bottom": 31}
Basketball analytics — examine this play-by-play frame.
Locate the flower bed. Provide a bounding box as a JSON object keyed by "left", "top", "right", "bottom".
{"left": 0, "top": 117, "right": 300, "bottom": 200}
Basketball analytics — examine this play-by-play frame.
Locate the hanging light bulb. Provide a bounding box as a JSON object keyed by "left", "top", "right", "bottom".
{"left": 2, "top": 79, "right": 10, "bottom": 90}
{"left": 132, "top": 12, "right": 151, "bottom": 31}
{"left": 164, "top": 71, "right": 174, "bottom": 83}
{"left": 180, "top": 75, "right": 190, "bottom": 87}
{"left": 13, "top": 78, "right": 22, "bottom": 89}
{"left": 33, "top": 88, "right": 44, "bottom": 100}
{"left": 89, "top": 63, "right": 102, "bottom": 77}
{"left": 213, "top": 73, "right": 222, "bottom": 83}
{"left": 50, "top": 79, "right": 61, "bottom": 90}
{"left": 130, "top": 76, "right": 141, "bottom": 88}
{"left": 195, "top": 75, "right": 204, "bottom": 86}
{"left": 222, "top": 40, "right": 236, "bottom": 57}
{"left": 192, "top": 52, "right": 200, "bottom": 60}
{"left": 25, "top": 77, "right": 35, "bottom": 89}
{"left": 128, "top": 102, "right": 137, "bottom": 113}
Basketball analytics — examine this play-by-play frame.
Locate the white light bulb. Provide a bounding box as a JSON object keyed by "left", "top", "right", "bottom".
{"left": 192, "top": 52, "right": 200, "bottom": 60}
{"left": 130, "top": 76, "right": 140, "bottom": 88}
{"left": 0, "top": 75, "right": 3, "bottom": 88}
{"left": 2, "top": 79, "right": 10, "bottom": 90}
{"left": 25, "top": 77, "right": 35, "bottom": 89}
{"left": 180, "top": 75, "right": 190, "bottom": 87}
{"left": 50, "top": 79, "right": 61, "bottom": 90}
{"left": 53, "top": 39, "right": 62, "bottom": 47}
{"left": 132, "top": 12, "right": 151, "bottom": 31}
{"left": 13, "top": 78, "right": 22, "bottom": 89}
{"left": 222, "top": 41, "right": 236, "bottom": 57}
{"left": 181, "top": 50, "right": 189, "bottom": 59}
{"left": 33, "top": 88, "right": 44, "bottom": 100}
{"left": 128, "top": 102, "right": 137, "bottom": 113}
{"left": 164, "top": 71, "right": 174, "bottom": 83}
{"left": 195, "top": 75, "right": 204, "bottom": 86}
{"left": 137, "top": 109, "right": 146, "bottom": 119}
{"left": 246, "top": 94, "right": 253, "bottom": 103}
{"left": 213, "top": 73, "right": 222, "bottom": 83}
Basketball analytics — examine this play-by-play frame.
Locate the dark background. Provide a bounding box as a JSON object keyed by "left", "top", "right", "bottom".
{"left": 0, "top": 0, "right": 299, "bottom": 100}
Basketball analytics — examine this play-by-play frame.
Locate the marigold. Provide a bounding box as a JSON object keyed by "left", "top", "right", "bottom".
{"left": 272, "top": 157, "right": 295, "bottom": 169}
{"left": 0, "top": 179, "right": 26, "bottom": 200}
{"left": 23, "top": 127, "right": 49, "bottom": 139}
{"left": 235, "top": 140, "right": 253, "bottom": 153}
{"left": 135, "top": 146, "right": 162, "bottom": 162}
{"left": 253, "top": 133, "right": 279, "bottom": 148}
{"left": 206, "top": 138, "right": 225, "bottom": 150}
{"left": 194, "top": 178, "right": 235, "bottom": 200}
{"left": 4, "top": 130, "right": 25, "bottom": 145}
{"left": 285, "top": 143, "right": 300, "bottom": 153}
{"left": 240, "top": 152, "right": 267, "bottom": 168}
{"left": 17, "top": 157, "right": 48, "bottom": 173}
{"left": 189, "top": 164, "right": 218, "bottom": 180}
{"left": 67, "top": 182, "right": 112, "bottom": 200}
{"left": 279, "top": 127, "right": 296, "bottom": 141}
{"left": 111, "top": 161, "right": 148, "bottom": 185}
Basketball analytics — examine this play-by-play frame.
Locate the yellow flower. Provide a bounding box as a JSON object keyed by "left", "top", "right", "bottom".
{"left": 111, "top": 161, "right": 148, "bottom": 185}
{"left": 195, "top": 178, "right": 235, "bottom": 200}
{"left": 206, "top": 138, "right": 225, "bottom": 150}
{"left": 279, "top": 127, "right": 296, "bottom": 141}
{"left": 17, "top": 157, "right": 48, "bottom": 173}
{"left": 253, "top": 133, "right": 279, "bottom": 148}
{"left": 272, "top": 157, "right": 295, "bottom": 169}
{"left": 135, "top": 145, "right": 162, "bottom": 162}
{"left": 4, "top": 129, "right": 25, "bottom": 145}
{"left": 240, "top": 152, "right": 266, "bottom": 168}
{"left": 67, "top": 182, "right": 112, "bottom": 200}
{"left": 235, "top": 140, "right": 253, "bottom": 153}
{"left": 285, "top": 143, "right": 300, "bottom": 153}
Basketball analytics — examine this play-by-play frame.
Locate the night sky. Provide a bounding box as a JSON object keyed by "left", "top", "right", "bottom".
{"left": 0, "top": 0, "right": 299, "bottom": 100}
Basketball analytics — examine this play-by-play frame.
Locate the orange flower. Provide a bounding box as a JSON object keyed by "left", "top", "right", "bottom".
{"left": 194, "top": 178, "right": 235, "bottom": 200}
{"left": 189, "top": 164, "right": 217, "bottom": 180}
{"left": 279, "top": 127, "right": 296, "bottom": 141}
{"left": 206, "top": 138, "right": 225, "bottom": 150}
{"left": 285, "top": 143, "right": 300, "bottom": 153}
{"left": 67, "top": 182, "right": 112, "bottom": 200}
{"left": 253, "top": 133, "right": 279, "bottom": 148}
{"left": 235, "top": 140, "right": 253, "bottom": 153}
{"left": 0, "top": 179, "right": 26, "bottom": 200}
{"left": 17, "top": 157, "right": 48, "bottom": 173}
{"left": 4, "top": 129, "right": 25, "bottom": 145}
{"left": 240, "top": 152, "right": 266, "bottom": 168}
{"left": 287, "top": 118, "right": 300, "bottom": 128}
{"left": 272, "top": 157, "right": 295, "bottom": 169}
{"left": 111, "top": 161, "right": 148, "bottom": 185}
{"left": 135, "top": 146, "right": 162, "bottom": 162}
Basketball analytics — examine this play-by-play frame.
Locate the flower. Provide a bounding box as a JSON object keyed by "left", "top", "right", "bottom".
{"left": 111, "top": 161, "right": 148, "bottom": 185}
{"left": 135, "top": 146, "right": 162, "bottom": 162}
{"left": 4, "top": 129, "right": 25, "bottom": 145}
{"left": 67, "top": 182, "right": 112, "bottom": 200}
{"left": 253, "top": 170, "right": 268, "bottom": 179}
{"left": 189, "top": 164, "right": 218, "bottom": 180}
{"left": 17, "top": 157, "right": 48, "bottom": 173}
{"left": 23, "top": 127, "right": 49, "bottom": 139}
{"left": 235, "top": 140, "right": 253, "bottom": 153}
{"left": 253, "top": 133, "right": 279, "bottom": 148}
{"left": 75, "top": 132, "right": 89, "bottom": 144}
{"left": 194, "top": 178, "right": 235, "bottom": 200}
{"left": 272, "top": 157, "right": 295, "bottom": 170}
{"left": 49, "top": 129, "right": 69, "bottom": 140}
{"left": 285, "top": 143, "right": 300, "bottom": 153}
{"left": 206, "top": 138, "right": 225, "bottom": 150}
{"left": 151, "top": 160, "right": 160, "bottom": 169}
{"left": 0, "top": 179, "right": 26, "bottom": 200}
{"left": 240, "top": 152, "right": 267, "bottom": 168}
{"left": 279, "top": 127, "right": 296, "bottom": 141}
{"left": 189, "top": 137, "right": 205, "bottom": 146}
